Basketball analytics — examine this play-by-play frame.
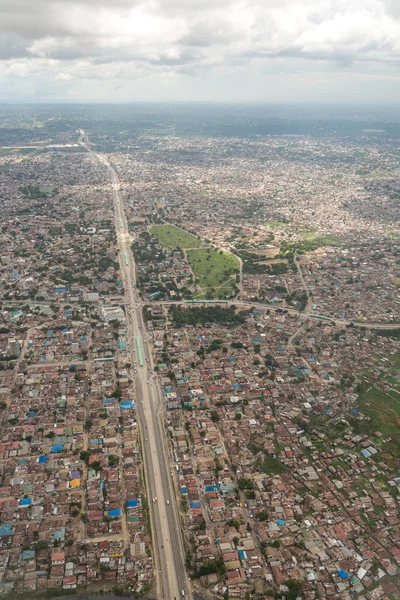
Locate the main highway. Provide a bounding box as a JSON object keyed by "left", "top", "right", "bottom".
{"left": 78, "top": 131, "right": 190, "bottom": 600}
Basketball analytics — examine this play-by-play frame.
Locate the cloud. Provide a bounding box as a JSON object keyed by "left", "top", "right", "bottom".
{"left": 0, "top": 0, "right": 400, "bottom": 101}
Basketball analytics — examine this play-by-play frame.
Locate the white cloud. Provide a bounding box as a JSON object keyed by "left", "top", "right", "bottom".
{"left": 0, "top": 0, "right": 400, "bottom": 101}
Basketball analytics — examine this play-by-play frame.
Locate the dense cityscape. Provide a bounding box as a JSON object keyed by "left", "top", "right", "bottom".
{"left": 0, "top": 104, "right": 399, "bottom": 600}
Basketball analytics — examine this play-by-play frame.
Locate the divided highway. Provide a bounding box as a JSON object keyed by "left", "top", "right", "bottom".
{"left": 79, "top": 131, "right": 190, "bottom": 600}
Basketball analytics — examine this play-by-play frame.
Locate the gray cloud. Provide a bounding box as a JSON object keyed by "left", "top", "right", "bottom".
{"left": 0, "top": 0, "right": 399, "bottom": 102}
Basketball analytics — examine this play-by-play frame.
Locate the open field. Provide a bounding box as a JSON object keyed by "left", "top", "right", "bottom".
{"left": 150, "top": 224, "right": 202, "bottom": 249}
{"left": 186, "top": 248, "right": 239, "bottom": 299}
{"left": 299, "top": 230, "right": 340, "bottom": 245}
{"left": 362, "top": 169, "right": 395, "bottom": 178}
{"left": 264, "top": 220, "right": 288, "bottom": 228}
{"left": 358, "top": 386, "right": 400, "bottom": 467}
{"left": 248, "top": 247, "right": 279, "bottom": 258}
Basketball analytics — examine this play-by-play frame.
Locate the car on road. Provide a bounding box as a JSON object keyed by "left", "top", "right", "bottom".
{"left": 166, "top": 499, "right": 169, "bottom": 505}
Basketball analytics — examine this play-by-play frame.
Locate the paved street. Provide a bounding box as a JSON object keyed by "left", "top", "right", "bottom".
{"left": 79, "top": 131, "right": 190, "bottom": 600}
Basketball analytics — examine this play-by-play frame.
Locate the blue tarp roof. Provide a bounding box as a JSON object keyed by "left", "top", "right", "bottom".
{"left": 109, "top": 509, "right": 121, "bottom": 517}
{"left": 37, "top": 455, "right": 47, "bottom": 464}
{"left": 51, "top": 444, "right": 63, "bottom": 453}
{"left": 276, "top": 519, "right": 286, "bottom": 526}
{"left": 190, "top": 501, "right": 201, "bottom": 508}
{"left": 127, "top": 499, "right": 138, "bottom": 508}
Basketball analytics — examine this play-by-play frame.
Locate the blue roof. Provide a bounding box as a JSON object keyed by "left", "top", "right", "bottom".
{"left": 109, "top": 509, "right": 121, "bottom": 517}
{"left": 54, "top": 529, "right": 65, "bottom": 540}
{"left": 127, "top": 499, "right": 138, "bottom": 508}
{"left": 22, "top": 550, "right": 35, "bottom": 560}
{"left": 0, "top": 524, "right": 13, "bottom": 537}
{"left": 337, "top": 570, "right": 349, "bottom": 580}
{"left": 121, "top": 400, "right": 134, "bottom": 409}
{"left": 190, "top": 501, "right": 201, "bottom": 508}
{"left": 51, "top": 444, "right": 63, "bottom": 453}
{"left": 276, "top": 519, "right": 285, "bottom": 526}
{"left": 19, "top": 497, "right": 31, "bottom": 506}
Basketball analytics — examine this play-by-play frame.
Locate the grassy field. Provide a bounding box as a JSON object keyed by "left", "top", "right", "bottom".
{"left": 299, "top": 231, "right": 340, "bottom": 245}
{"left": 362, "top": 169, "right": 394, "bottom": 178}
{"left": 264, "top": 221, "right": 288, "bottom": 228}
{"left": 150, "top": 224, "right": 202, "bottom": 249}
{"left": 186, "top": 248, "right": 239, "bottom": 299}
{"left": 358, "top": 386, "right": 400, "bottom": 467}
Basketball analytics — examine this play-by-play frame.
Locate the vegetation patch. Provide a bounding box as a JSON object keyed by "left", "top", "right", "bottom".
{"left": 187, "top": 247, "right": 240, "bottom": 298}
{"left": 265, "top": 220, "right": 288, "bottom": 228}
{"left": 20, "top": 185, "right": 58, "bottom": 198}
{"left": 358, "top": 385, "right": 400, "bottom": 466}
{"left": 169, "top": 305, "right": 248, "bottom": 327}
{"left": 278, "top": 235, "right": 340, "bottom": 257}
{"left": 150, "top": 224, "right": 202, "bottom": 249}
{"left": 261, "top": 457, "right": 288, "bottom": 475}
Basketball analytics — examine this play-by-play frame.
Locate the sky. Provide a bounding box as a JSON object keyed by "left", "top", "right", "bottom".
{"left": 0, "top": 0, "right": 400, "bottom": 104}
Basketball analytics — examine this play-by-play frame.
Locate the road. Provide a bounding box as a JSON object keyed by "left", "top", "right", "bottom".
{"left": 79, "top": 131, "right": 190, "bottom": 600}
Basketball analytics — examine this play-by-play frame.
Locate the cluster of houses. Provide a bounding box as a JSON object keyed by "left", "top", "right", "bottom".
{"left": 148, "top": 304, "right": 400, "bottom": 599}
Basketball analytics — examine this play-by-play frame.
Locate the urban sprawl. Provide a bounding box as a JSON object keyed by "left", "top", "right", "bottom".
{"left": 0, "top": 106, "right": 399, "bottom": 600}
